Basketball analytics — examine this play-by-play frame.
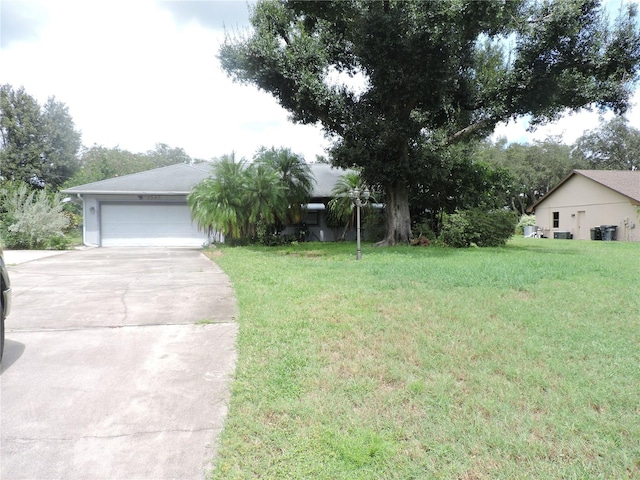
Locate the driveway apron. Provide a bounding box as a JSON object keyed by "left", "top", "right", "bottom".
{"left": 1, "top": 248, "right": 238, "bottom": 479}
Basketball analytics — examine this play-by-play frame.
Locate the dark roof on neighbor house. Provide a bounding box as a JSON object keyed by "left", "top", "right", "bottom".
{"left": 530, "top": 169, "right": 640, "bottom": 211}
{"left": 62, "top": 162, "right": 350, "bottom": 198}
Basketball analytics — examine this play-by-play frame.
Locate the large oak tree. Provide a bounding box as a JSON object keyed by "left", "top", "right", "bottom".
{"left": 220, "top": 0, "right": 640, "bottom": 244}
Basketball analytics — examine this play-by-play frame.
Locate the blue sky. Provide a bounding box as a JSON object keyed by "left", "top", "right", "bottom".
{"left": 1, "top": 0, "right": 638, "bottom": 162}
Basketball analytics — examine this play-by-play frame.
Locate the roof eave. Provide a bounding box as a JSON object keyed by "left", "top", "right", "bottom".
{"left": 62, "top": 190, "right": 192, "bottom": 196}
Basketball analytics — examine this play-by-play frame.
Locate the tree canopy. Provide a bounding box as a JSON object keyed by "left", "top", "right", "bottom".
{"left": 475, "top": 137, "right": 584, "bottom": 215}
{"left": 220, "top": 0, "right": 640, "bottom": 244}
{"left": 65, "top": 143, "right": 196, "bottom": 187}
{"left": 0, "top": 84, "right": 82, "bottom": 189}
{"left": 573, "top": 116, "right": 640, "bottom": 170}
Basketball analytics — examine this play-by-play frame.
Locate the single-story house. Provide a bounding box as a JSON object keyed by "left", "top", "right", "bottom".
{"left": 62, "top": 162, "right": 354, "bottom": 247}
{"left": 529, "top": 169, "right": 640, "bottom": 241}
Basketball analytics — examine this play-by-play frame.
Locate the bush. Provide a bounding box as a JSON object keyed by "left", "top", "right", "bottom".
{"left": 0, "top": 183, "right": 70, "bottom": 249}
{"left": 439, "top": 212, "right": 474, "bottom": 248}
{"left": 255, "top": 220, "right": 286, "bottom": 246}
{"left": 440, "top": 209, "right": 517, "bottom": 248}
{"left": 46, "top": 235, "right": 71, "bottom": 250}
{"left": 516, "top": 214, "right": 536, "bottom": 235}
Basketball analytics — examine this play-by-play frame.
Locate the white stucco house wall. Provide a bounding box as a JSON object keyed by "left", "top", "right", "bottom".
{"left": 530, "top": 170, "right": 640, "bottom": 241}
{"left": 62, "top": 162, "right": 354, "bottom": 247}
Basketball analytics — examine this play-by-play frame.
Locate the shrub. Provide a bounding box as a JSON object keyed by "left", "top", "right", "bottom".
{"left": 439, "top": 211, "right": 474, "bottom": 247}
{"left": 440, "top": 209, "right": 517, "bottom": 248}
{"left": 0, "top": 183, "right": 70, "bottom": 249}
{"left": 46, "top": 234, "right": 71, "bottom": 250}
{"left": 255, "top": 220, "right": 285, "bottom": 246}
{"left": 516, "top": 214, "right": 536, "bottom": 235}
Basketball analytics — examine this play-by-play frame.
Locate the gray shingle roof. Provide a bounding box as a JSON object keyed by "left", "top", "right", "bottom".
{"left": 307, "top": 163, "right": 352, "bottom": 198}
{"left": 62, "top": 162, "right": 350, "bottom": 198}
{"left": 530, "top": 169, "right": 640, "bottom": 211}
{"left": 574, "top": 170, "right": 640, "bottom": 203}
{"left": 62, "top": 163, "right": 214, "bottom": 195}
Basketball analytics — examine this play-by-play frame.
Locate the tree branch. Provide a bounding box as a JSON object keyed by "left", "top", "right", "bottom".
{"left": 447, "top": 118, "right": 494, "bottom": 144}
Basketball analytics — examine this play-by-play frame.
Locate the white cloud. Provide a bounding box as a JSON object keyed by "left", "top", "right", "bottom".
{"left": 1, "top": 0, "right": 638, "bottom": 165}
{"left": 0, "top": 0, "right": 329, "bottom": 162}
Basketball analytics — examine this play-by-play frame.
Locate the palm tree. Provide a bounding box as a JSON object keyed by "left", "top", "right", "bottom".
{"left": 327, "top": 171, "right": 373, "bottom": 241}
{"left": 244, "top": 162, "right": 287, "bottom": 236}
{"left": 254, "top": 147, "right": 314, "bottom": 225}
{"left": 190, "top": 149, "right": 316, "bottom": 244}
{"left": 188, "top": 154, "right": 249, "bottom": 241}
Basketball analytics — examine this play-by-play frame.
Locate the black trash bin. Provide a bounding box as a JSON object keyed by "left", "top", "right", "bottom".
{"left": 590, "top": 226, "right": 602, "bottom": 241}
{"left": 601, "top": 225, "right": 617, "bottom": 241}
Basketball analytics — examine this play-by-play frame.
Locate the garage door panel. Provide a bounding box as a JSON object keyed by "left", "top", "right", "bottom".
{"left": 101, "top": 203, "right": 208, "bottom": 247}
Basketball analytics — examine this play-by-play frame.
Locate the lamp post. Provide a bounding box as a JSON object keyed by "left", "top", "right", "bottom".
{"left": 349, "top": 186, "right": 370, "bottom": 260}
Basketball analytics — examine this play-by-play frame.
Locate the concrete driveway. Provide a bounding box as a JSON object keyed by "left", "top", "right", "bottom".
{"left": 1, "top": 248, "right": 238, "bottom": 479}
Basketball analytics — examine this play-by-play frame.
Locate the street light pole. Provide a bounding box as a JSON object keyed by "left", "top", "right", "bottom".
{"left": 355, "top": 196, "right": 362, "bottom": 260}
{"left": 349, "top": 186, "right": 370, "bottom": 260}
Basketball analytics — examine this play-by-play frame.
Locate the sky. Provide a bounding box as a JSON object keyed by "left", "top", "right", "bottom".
{"left": 1, "top": 0, "right": 640, "bottom": 163}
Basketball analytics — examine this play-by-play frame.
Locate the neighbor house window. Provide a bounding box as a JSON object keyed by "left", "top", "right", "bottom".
{"left": 553, "top": 212, "right": 559, "bottom": 228}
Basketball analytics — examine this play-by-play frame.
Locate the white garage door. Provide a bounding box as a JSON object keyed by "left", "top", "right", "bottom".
{"left": 101, "top": 203, "right": 208, "bottom": 247}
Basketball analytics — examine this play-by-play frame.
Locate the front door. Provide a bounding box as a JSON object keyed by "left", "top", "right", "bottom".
{"left": 577, "top": 210, "right": 587, "bottom": 240}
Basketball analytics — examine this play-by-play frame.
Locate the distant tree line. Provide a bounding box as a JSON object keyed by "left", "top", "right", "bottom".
{"left": 473, "top": 115, "right": 640, "bottom": 215}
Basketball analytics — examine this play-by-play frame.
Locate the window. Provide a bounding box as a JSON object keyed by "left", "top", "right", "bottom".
{"left": 302, "top": 211, "right": 319, "bottom": 226}
{"left": 553, "top": 212, "right": 559, "bottom": 228}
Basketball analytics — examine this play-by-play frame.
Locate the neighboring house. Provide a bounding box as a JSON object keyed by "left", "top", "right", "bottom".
{"left": 62, "top": 162, "right": 353, "bottom": 247}
{"left": 529, "top": 169, "right": 640, "bottom": 241}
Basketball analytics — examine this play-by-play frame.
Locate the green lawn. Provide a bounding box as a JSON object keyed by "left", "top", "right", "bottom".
{"left": 206, "top": 238, "right": 640, "bottom": 479}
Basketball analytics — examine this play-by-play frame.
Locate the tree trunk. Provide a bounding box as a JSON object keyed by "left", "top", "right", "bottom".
{"left": 377, "top": 180, "right": 412, "bottom": 246}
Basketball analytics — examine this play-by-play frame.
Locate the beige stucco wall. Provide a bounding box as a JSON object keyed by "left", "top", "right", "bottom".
{"left": 534, "top": 174, "right": 640, "bottom": 241}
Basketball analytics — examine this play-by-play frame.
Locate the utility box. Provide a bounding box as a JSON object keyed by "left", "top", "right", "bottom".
{"left": 554, "top": 231, "right": 573, "bottom": 239}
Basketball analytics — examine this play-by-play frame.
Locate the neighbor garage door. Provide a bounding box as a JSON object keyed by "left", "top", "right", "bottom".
{"left": 101, "top": 203, "right": 208, "bottom": 247}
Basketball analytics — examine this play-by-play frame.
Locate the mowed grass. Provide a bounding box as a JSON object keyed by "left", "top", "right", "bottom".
{"left": 206, "top": 238, "right": 640, "bottom": 479}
